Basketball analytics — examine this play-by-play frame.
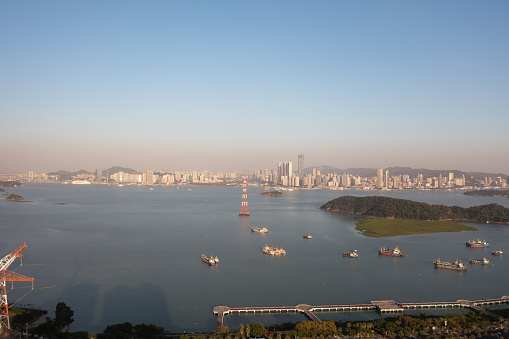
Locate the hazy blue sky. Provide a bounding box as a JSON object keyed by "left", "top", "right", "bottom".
{"left": 1, "top": 1, "right": 508, "bottom": 174}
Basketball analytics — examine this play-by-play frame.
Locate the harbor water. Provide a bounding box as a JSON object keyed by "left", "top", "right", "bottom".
{"left": 1, "top": 184, "right": 508, "bottom": 332}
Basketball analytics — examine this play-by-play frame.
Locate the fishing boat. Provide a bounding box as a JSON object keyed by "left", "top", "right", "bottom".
{"left": 492, "top": 250, "right": 503, "bottom": 256}
{"left": 303, "top": 235, "right": 312, "bottom": 239}
{"left": 434, "top": 258, "right": 467, "bottom": 270}
{"left": 343, "top": 250, "right": 358, "bottom": 258}
{"left": 201, "top": 254, "right": 217, "bottom": 266}
{"left": 252, "top": 227, "right": 268, "bottom": 233}
{"left": 379, "top": 246, "right": 405, "bottom": 257}
{"left": 263, "top": 244, "right": 286, "bottom": 255}
{"left": 469, "top": 257, "right": 490, "bottom": 265}
{"left": 466, "top": 239, "right": 490, "bottom": 247}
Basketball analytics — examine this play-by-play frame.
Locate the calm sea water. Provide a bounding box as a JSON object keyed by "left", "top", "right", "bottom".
{"left": 1, "top": 184, "right": 508, "bottom": 332}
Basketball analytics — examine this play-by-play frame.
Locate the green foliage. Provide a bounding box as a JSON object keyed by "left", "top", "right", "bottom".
{"left": 55, "top": 302, "right": 74, "bottom": 329}
{"left": 295, "top": 320, "right": 336, "bottom": 337}
{"left": 32, "top": 318, "right": 58, "bottom": 336}
{"left": 245, "top": 323, "right": 250, "bottom": 338}
{"left": 214, "top": 325, "right": 230, "bottom": 334}
{"left": 99, "top": 322, "right": 133, "bottom": 339}
{"left": 464, "top": 189, "right": 509, "bottom": 197}
{"left": 321, "top": 195, "right": 509, "bottom": 223}
{"left": 356, "top": 217, "right": 476, "bottom": 237}
{"left": 248, "top": 322, "right": 267, "bottom": 337}
{"left": 10, "top": 307, "right": 48, "bottom": 330}
{"left": 134, "top": 323, "right": 164, "bottom": 338}
{"left": 6, "top": 193, "right": 23, "bottom": 200}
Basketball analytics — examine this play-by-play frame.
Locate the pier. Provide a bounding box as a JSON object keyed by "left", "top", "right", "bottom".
{"left": 213, "top": 296, "right": 509, "bottom": 327}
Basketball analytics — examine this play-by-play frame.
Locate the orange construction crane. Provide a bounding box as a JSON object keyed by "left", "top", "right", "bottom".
{"left": 0, "top": 243, "right": 33, "bottom": 335}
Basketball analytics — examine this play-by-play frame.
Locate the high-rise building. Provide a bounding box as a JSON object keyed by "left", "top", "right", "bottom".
{"left": 376, "top": 168, "right": 383, "bottom": 189}
{"left": 278, "top": 161, "right": 293, "bottom": 186}
{"left": 385, "top": 170, "right": 389, "bottom": 189}
{"left": 145, "top": 171, "right": 154, "bottom": 185}
{"left": 95, "top": 169, "right": 102, "bottom": 183}
{"left": 298, "top": 154, "right": 304, "bottom": 184}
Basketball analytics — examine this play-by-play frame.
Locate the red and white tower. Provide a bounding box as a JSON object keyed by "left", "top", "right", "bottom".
{"left": 264, "top": 169, "right": 269, "bottom": 193}
{"left": 239, "top": 177, "right": 250, "bottom": 216}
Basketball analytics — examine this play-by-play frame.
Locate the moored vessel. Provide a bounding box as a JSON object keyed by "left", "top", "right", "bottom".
{"left": 343, "top": 250, "right": 358, "bottom": 258}
{"left": 201, "top": 254, "right": 218, "bottom": 266}
{"left": 433, "top": 258, "right": 467, "bottom": 270}
{"left": 252, "top": 227, "right": 268, "bottom": 233}
{"left": 469, "top": 257, "right": 490, "bottom": 265}
{"left": 466, "top": 239, "right": 489, "bottom": 247}
{"left": 492, "top": 250, "right": 503, "bottom": 256}
{"left": 263, "top": 244, "right": 286, "bottom": 255}
{"left": 379, "top": 246, "right": 405, "bottom": 257}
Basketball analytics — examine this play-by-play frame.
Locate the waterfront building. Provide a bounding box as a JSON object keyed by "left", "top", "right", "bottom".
{"left": 385, "top": 170, "right": 389, "bottom": 189}
{"left": 298, "top": 153, "right": 304, "bottom": 184}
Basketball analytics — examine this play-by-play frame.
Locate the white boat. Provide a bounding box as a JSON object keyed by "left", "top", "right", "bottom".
{"left": 303, "top": 235, "right": 312, "bottom": 239}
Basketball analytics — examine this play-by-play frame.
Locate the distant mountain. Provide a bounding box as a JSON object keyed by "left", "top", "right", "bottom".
{"left": 47, "top": 169, "right": 91, "bottom": 181}
{"left": 305, "top": 166, "right": 508, "bottom": 180}
{"left": 105, "top": 166, "right": 137, "bottom": 174}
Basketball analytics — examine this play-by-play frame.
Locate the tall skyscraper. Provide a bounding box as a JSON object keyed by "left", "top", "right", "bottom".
{"left": 298, "top": 154, "right": 304, "bottom": 184}
{"left": 95, "top": 169, "right": 102, "bottom": 183}
{"left": 376, "top": 168, "right": 383, "bottom": 189}
{"left": 278, "top": 161, "right": 293, "bottom": 186}
{"left": 385, "top": 170, "right": 389, "bottom": 189}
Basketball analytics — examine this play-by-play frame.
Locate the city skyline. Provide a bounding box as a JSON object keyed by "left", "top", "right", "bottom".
{"left": 2, "top": 1, "right": 508, "bottom": 174}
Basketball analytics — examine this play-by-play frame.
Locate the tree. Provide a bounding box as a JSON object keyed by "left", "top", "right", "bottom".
{"left": 249, "top": 323, "right": 267, "bottom": 338}
{"left": 245, "top": 323, "right": 250, "bottom": 338}
{"left": 239, "top": 323, "right": 244, "bottom": 337}
{"left": 99, "top": 322, "right": 133, "bottom": 339}
{"left": 55, "top": 302, "right": 74, "bottom": 330}
{"left": 214, "top": 326, "right": 229, "bottom": 334}
{"left": 134, "top": 323, "right": 164, "bottom": 338}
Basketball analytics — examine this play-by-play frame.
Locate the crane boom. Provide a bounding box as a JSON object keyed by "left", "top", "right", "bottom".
{"left": 1, "top": 243, "right": 30, "bottom": 333}
{"left": 0, "top": 243, "right": 28, "bottom": 271}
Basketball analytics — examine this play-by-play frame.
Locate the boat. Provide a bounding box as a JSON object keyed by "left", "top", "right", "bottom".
{"left": 434, "top": 258, "right": 467, "bottom": 270}
{"left": 201, "top": 254, "right": 217, "bottom": 266}
{"left": 303, "top": 235, "right": 312, "bottom": 239}
{"left": 263, "top": 244, "right": 286, "bottom": 255}
{"left": 466, "top": 239, "right": 490, "bottom": 247}
{"left": 492, "top": 250, "right": 503, "bottom": 256}
{"left": 343, "top": 250, "right": 358, "bottom": 258}
{"left": 378, "top": 246, "right": 406, "bottom": 257}
{"left": 469, "top": 257, "right": 490, "bottom": 265}
{"left": 252, "top": 227, "right": 268, "bottom": 233}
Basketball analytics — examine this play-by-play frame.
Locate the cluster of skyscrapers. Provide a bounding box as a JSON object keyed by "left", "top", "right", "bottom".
{"left": 2, "top": 154, "right": 507, "bottom": 190}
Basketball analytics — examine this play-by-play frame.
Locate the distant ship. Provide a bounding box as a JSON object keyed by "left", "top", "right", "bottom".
{"left": 466, "top": 239, "right": 489, "bottom": 247}
{"left": 252, "top": 227, "right": 268, "bottom": 233}
{"left": 303, "top": 235, "right": 312, "bottom": 239}
{"left": 379, "top": 246, "right": 405, "bottom": 257}
{"left": 492, "top": 250, "right": 503, "bottom": 256}
{"left": 343, "top": 250, "right": 358, "bottom": 258}
{"left": 71, "top": 180, "right": 91, "bottom": 185}
{"left": 434, "top": 258, "right": 467, "bottom": 270}
{"left": 263, "top": 244, "right": 286, "bottom": 255}
{"left": 201, "top": 254, "right": 219, "bottom": 266}
{"left": 469, "top": 257, "right": 490, "bottom": 265}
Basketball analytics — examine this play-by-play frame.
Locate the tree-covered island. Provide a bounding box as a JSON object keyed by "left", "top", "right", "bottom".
{"left": 261, "top": 191, "right": 285, "bottom": 196}
{"left": 320, "top": 196, "right": 509, "bottom": 237}
{"left": 6, "top": 193, "right": 24, "bottom": 201}
{"left": 464, "top": 189, "right": 509, "bottom": 198}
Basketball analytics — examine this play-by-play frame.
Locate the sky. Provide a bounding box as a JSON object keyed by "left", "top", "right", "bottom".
{"left": 1, "top": 1, "right": 508, "bottom": 174}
